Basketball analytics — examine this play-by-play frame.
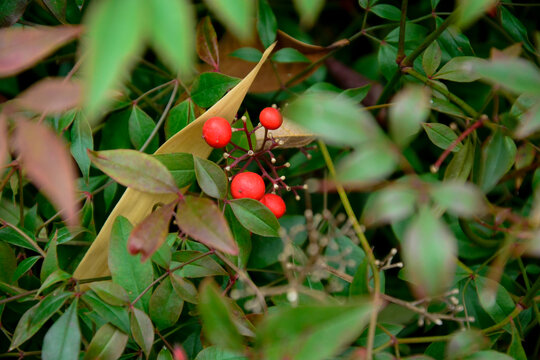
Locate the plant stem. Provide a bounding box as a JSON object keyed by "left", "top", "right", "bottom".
{"left": 401, "top": 12, "right": 456, "bottom": 67}
{"left": 1, "top": 220, "right": 46, "bottom": 257}
{"left": 214, "top": 251, "right": 268, "bottom": 314}
{"left": 131, "top": 250, "right": 214, "bottom": 306}
{"left": 404, "top": 68, "right": 479, "bottom": 117}
{"left": 318, "top": 140, "right": 380, "bottom": 360}
{"left": 139, "top": 80, "right": 179, "bottom": 153}
{"left": 397, "top": 0, "right": 409, "bottom": 62}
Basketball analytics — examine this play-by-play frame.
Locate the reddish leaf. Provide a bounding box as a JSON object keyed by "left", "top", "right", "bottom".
{"left": 15, "top": 77, "right": 82, "bottom": 114}
{"left": 127, "top": 201, "right": 177, "bottom": 261}
{"left": 88, "top": 149, "right": 179, "bottom": 195}
{"left": 176, "top": 196, "right": 237, "bottom": 255}
{"left": 0, "top": 25, "right": 82, "bottom": 77}
{"left": 13, "top": 119, "right": 79, "bottom": 227}
{"left": 0, "top": 113, "right": 8, "bottom": 166}
{"left": 196, "top": 16, "right": 219, "bottom": 70}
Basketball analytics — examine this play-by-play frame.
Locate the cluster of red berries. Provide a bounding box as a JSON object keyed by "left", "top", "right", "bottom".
{"left": 202, "top": 107, "right": 289, "bottom": 218}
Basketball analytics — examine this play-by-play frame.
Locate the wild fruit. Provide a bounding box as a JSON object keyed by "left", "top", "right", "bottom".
{"left": 260, "top": 193, "right": 286, "bottom": 218}
{"left": 231, "top": 172, "right": 265, "bottom": 200}
{"left": 202, "top": 116, "right": 232, "bottom": 148}
{"left": 259, "top": 107, "right": 283, "bottom": 130}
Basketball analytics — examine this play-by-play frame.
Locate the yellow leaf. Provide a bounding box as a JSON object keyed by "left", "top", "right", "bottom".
{"left": 73, "top": 42, "right": 277, "bottom": 281}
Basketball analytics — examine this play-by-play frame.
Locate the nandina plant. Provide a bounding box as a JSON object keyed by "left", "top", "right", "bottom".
{"left": 1, "top": 1, "right": 540, "bottom": 359}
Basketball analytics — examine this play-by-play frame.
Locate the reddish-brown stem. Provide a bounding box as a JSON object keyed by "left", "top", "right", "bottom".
{"left": 433, "top": 116, "right": 486, "bottom": 172}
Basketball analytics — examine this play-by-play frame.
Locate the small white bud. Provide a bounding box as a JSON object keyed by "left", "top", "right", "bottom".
{"left": 303, "top": 184, "right": 308, "bottom": 190}
{"left": 286, "top": 186, "right": 291, "bottom": 191}
{"left": 287, "top": 289, "right": 298, "bottom": 303}
{"left": 248, "top": 150, "right": 254, "bottom": 156}
{"left": 374, "top": 260, "right": 381, "bottom": 266}
{"left": 225, "top": 166, "right": 231, "bottom": 171}
{"left": 395, "top": 262, "right": 403, "bottom": 268}
{"left": 278, "top": 140, "right": 285, "bottom": 145}
{"left": 430, "top": 165, "right": 439, "bottom": 173}
{"left": 273, "top": 183, "right": 279, "bottom": 189}
{"left": 271, "top": 157, "right": 276, "bottom": 164}
{"left": 280, "top": 175, "right": 286, "bottom": 180}
{"left": 307, "top": 154, "right": 312, "bottom": 160}
{"left": 285, "top": 162, "right": 291, "bottom": 168}
{"left": 295, "top": 195, "right": 301, "bottom": 201}
{"left": 455, "top": 305, "right": 464, "bottom": 312}
{"left": 450, "top": 296, "right": 459, "bottom": 305}
{"left": 272, "top": 103, "right": 278, "bottom": 109}
{"left": 241, "top": 116, "right": 247, "bottom": 121}
{"left": 390, "top": 248, "right": 397, "bottom": 256}
{"left": 223, "top": 153, "right": 230, "bottom": 158}
{"left": 434, "top": 318, "right": 443, "bottom": 326}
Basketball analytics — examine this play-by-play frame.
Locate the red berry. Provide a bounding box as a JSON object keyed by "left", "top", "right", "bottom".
{"left": 231, "top": 172, "right": 265, "bottom": 200}
{"left": 260, "top": 193, "right": 286, "bottom": 218}
{"left": 202, "top": 116, "right": 232, "bottom": 148}
{"left": 259, "top": 107, "right": 283, "bottom": 130}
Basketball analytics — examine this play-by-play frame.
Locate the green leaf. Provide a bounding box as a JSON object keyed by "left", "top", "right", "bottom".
{"left": 171, "top": 250, "right": 227, "bottom": 278}
{"left": 43, "top": 0, "right": 81, "bottom": 24}
{"left": 402, "top": 206, "right": 457, "bottom": 297}
{"left": 148, "top": 0, "right": 194, "bottom": 75}
{"left": 389, "top": 85, "right": 431, "bottom": 147}
{"left": 444, "top": 139, "right": 474, "bottom": 181}
{"left": 430, "top": 182, "right": 486, "bottom": 218}
{"left": 154, "top": 153, "right": 196, "bottom": 189}
{"left": 81, "top": 0, "right": 146, "bottom": 119}
{"left": 10, "top": 292, "right": 71, "bottom": 350}
{"left": 0, "top": 0, "right": 30, "bottom": 27}
{"left": 293, "top": 0, "right": 325, "bottom": 28}
{"left": 446, "top": 329, "right": 489, "bottom": 360}
{"left": 271, "top": 48, "right": 310, "bottom": 63}
{"left": 130, "top": 307, "right": 154, "bottom": 357}
{"left": 431, "top": 98, "right": 466, "bottom": 118}
{"left": 349, "top": 258, "right": 370, "bottom": 296}
{"left": 500, "top": 6, "right": 534, "bottom": 53}
{"left": 337, "top": 141, "right": 397, "bottom": 183}
{"left": 11, "top": 255, "right": 40, "bottom": 283}
{"left": 515, "top": 103, "right": 540, "bottom": 138}
{"left": 433, "top": 57, "right": 485, "bottom": 82}
{"left": 41, "top": 236, "right": 58, "bottom": 282}
{"left": 370, "top": 4, "right": 401, "bottom": 21}
{"left": 228, "top": 47, "right": 263, "bottom": 63}
{"left": 108, "top": 216, "right": 154, "bottom": 312}
{"left": 479, "top": 130, "right": 516, "bottom": 192}
{"left": 157, "top": 347, "right": 174, "bottom": 360}
{"left": 150, "top": 275, "right": 184, "bottom": 329}
{"left": 474, "top": 276, "right": 514, "bottom": 324}
{"left": 38, "top": 269, "right": 71, "bottom": 295}
{"left": 0, "top": 242, "right": 16, "bottom": 284}
{"left": 196, "top": 16, "right": 219, "bottom": 70}
{"left": 194, "top": 156, "right": 228, "bottom": 199}
{"left": 256, "top": 300, "right": 373, "bottom": 360}
{"left": 90, "top": 281, "right": 130, "bottom": 307}
{"left": 339, "top": 85, "right": 371, "bottom": 103}
{"left": 203, "top": 0, "right": 254, "bottom": 42}
{"left": 229, "top": 198, "right": 280, "bottom": 237}
{"left": 471, "top": 58, "right": 540, "bottom": 95}
{"left": 455, "top": 0, "right": 497, "bottom": 29}
{"left": 176, "top": 196, "right": 238, "bottom": 254}
{"left": 195, "top": 346, "right": 248, "bottom": 360}
{"left": 191, "top": 73, "right": 241, "bottom": 108}
{"left": 225, "top": 206, "right": 252, "bottom": 268}
{"left": 83, "top": 323, "right": 128, "bottom": 360}
{"left": 128, "top": 105, "right": 158, "bottom": 153}
{"left": 362, "top": 185, "right": 417, "bottom": 226}
{"left": 165, "top": 99, "right": 196, "bottom": 139}
{"left": 422, "top": 41, "right": 442, "bottom": 77}
{"left": 285, "top": 92, "right": 380, "bottom": 146}
{"left": 81, "top": 292, "right": 130, "bottom": 333}
{"left": 42, "top": 299, "right": 80, "bottom": 360}
{"left": 171, "top": 274, "right": 198, "bottom": 304}
{"left": 70, "top": 111, "right": 93, "bottom": 180}
{"left": 507, "top": 323, "right": 527, "bottom": 360}
{"left": 199, "top": 279, "right": 244, "bottom": 351}
{"left": 422, "top": 123, "right": 462, "bottom": 152}
{"left": 127, "top": 201, "right": 176, "bottom": 262}
{"left": 0, "top": 227, "right": 38, "bottom": 251}
{"left": 257, "top": 0, "right": 277, "bottom": 48}
{"left": 89, "top": 149, "right": 178, "bottom": 194}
